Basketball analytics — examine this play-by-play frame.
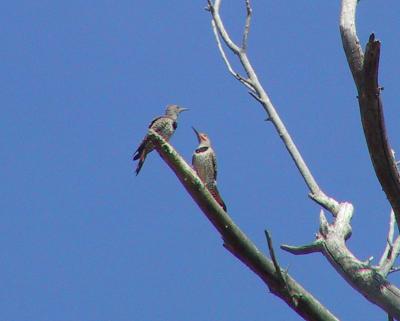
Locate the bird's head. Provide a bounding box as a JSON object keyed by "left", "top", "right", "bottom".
{"left": 165, "top": 104, "right": 189, "bottom": 117}
{"left": 192, "top": 127, "right": 211, "bottom": 147}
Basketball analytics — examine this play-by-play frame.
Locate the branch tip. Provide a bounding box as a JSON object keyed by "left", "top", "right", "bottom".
{"left": 242, "top": 0, "right": 252, "bottom": 51}
{"left": 264, "top": 230, "right": 286, "bottom": 285}
{"left": 281, "top": 241, "right": 321, "bottom": 255}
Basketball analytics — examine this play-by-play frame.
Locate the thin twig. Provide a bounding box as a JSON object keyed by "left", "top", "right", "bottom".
{"left": 209, "top": 0, "right": 241, "bottom": 54}
{"left": 388, "top": 209, "right": 396, "bottom": 245}
{"left": 210, "top": 19, "right": 255, "bottom": 92}
{"left": 242, "top": 0, "right": 252, "bottom": 51}
{"left": 379, "top": 210, "right": 396, "bottom": 267}
{"left": 265, "top": 230, "right": 285, "bottom": 283}
{"left": 380, "top": 236, "right": 400, "bottom": 277}
{"left": 281, "top": 241, "right": 322, "bottom": 255}
{"left": 248, "top": 91, "right": 263, "bottom": 103}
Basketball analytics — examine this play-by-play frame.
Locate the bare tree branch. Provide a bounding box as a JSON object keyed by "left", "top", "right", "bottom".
{"left": 388, "top": 210, "right": 396, "bottom": 245}
{"left": 379, "top": 210, "right": 396, "bottom": 267}
{"left": 281, "top": 203, "right": 400, "bottom": 318}
{"left": 207, "top": 0, "right": 241, "bottom": 54}
{"left": 210, "top": 19, "right": 256, "bottom": 92}
{"left": 378, "top": 211, "right": 400, "bottom": 277}
{"left": 242, "top": 0, "right": 252, "bottom": 51}
{"left": 147, "top": 129, "right": 339, "bottom": 321}
{"left": 380, "top": 237, "right": 400, "bottom": 277}
{"left": 340, "top": 0, "right": 400, "bottom": 231}
{"left": 265, "top": 230, "right": 286, "bottom": 285}
{"left": 207, "top": 0, "right": 340, "bottom": 214}
{"left": 339, "top": 0, "right": 363, "bottom": 86}
{"left": 280, "top": 242, "right": 322, "bottom": 255}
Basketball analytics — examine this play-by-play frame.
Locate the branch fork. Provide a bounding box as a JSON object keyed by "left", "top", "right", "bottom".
{"left": 282, "top": 202, "right": 400, "bottom": 318}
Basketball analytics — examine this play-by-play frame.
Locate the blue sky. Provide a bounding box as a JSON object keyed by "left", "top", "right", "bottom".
{"left": 1, "top": 1, "right": 400, "bottom": 320}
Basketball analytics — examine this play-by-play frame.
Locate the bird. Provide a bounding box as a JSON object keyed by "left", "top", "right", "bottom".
{"left": 192, "top": 127, "right": 227, "bottom": 211}
{"left": 133, "top": 104, "right": 188, "bottom": 175}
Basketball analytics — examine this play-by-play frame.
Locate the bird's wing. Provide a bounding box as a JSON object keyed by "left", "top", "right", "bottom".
{"left": 133, "top": 116, "right": 164, "bottom": 161}
{"left": 211, "top": 151, "right": 218, "bottom": 181}
{"left": 148, "top": 115, "right": 164, "bottom": 129}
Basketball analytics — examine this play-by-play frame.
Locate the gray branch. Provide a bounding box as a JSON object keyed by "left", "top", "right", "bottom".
{"left": 379, "top": 210, "right": 396, "bottom": 267}
{"left": 280, "top": 242, "right": 322, "bottom": 255}
{"left": 378, "top": 210, "right": 400, "bottom": 277}
{"left": 340, "top": 0, "right": 400, "bottom": 231}
{"left": 265, "top": 230, "right": 287, "bottom": 286}
{"left": 210, "top": 19, "right": 255, "bottom": 92}
{"left": 339, "top": 0, "right": 363, "bottom": 86}
{"left": 281, "top": 203, "right": 400, "bottom": 318}
{"left": 380, "top": 237, "right": 400, "bottom": 277}
{"left": 242, "top": 0, "right": 252, "bottom": 51}
{"left": 147, "top": 129, "right": 339, "bottom": 321}
{"left": 208, "top": 0, "right": 339, "bottom": 214}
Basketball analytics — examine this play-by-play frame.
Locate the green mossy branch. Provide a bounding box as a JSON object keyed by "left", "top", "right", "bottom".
{"left": 148, "top": 129, "right": 339, "bottom": 321}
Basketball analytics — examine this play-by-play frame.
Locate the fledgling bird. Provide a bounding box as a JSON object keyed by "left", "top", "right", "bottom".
{"left": 133, "top": 104, "right": 188, "bottom": 175}
{"left": 192, "top": 127, "right": 227, "bottom": 211}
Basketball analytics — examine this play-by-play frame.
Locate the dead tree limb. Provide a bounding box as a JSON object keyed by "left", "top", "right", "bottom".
{"left": 340, "top": 0, "right": 400, "bottom": 231}
{"left": 207, "top": 0, "right": 339, "bottom": 214}
{"left": 206, "top": 0, "right": 400, "bottom": 318}
{"left": 281, "top": 205, "right": 400, "bottom": 319}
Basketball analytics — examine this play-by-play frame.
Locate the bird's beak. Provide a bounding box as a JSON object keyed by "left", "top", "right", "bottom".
{"left": 192, "top": 126, "right": 201, "bottom": 142}
{"left": 178, "top": 107, "right": 189, "bottom": 113}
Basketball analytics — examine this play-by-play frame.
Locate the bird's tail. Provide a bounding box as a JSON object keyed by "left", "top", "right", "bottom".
{"left": 133, "top": 141, "right": 147, "bottom": 175}
{"left": 209, "top": 186, "right": 227, "bottom": 212}
{"left": 135, "top": 156, "right": 146, "bottom": 176}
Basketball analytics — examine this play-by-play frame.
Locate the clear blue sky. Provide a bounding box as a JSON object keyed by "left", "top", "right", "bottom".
{"left": 1, "top": 1, "right": 400, "bottom": 320}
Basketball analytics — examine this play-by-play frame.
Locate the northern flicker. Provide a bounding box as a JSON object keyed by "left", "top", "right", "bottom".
{"left": 133, "top": 104, "right": 188, "bottom": 175}
{"left": 192, "top": 127, "right": 227, "bottom": 211}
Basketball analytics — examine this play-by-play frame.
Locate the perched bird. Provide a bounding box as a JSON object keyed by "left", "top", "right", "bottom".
{"left": 192, "top": 127, "right": 227, "bottom": 211}
{"left": 133, "top": 104, "right": 188, "bottom": 175}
